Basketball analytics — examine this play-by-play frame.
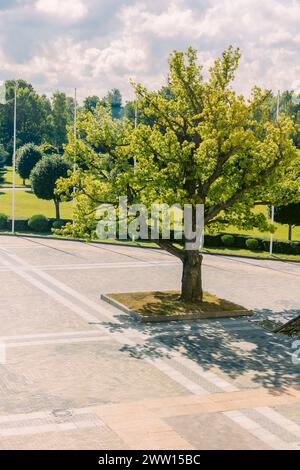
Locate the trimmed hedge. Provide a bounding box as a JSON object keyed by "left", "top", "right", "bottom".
{"left": 0, "top": 217, "right": 300, "bottom": 256}
{"left": 204, "top": 232, "right": 300, "bottom": 255}
{"left": 2, "top": 217, "right": 72, "bottom": 233}
{"left": 51, "top": 220, "right": 66, "bottom": 230}
{"left": 0, "top": 213, "right": 8, "bottom": 230}
{"left": 7, "top": 218, "right": 30, "bottom": 232}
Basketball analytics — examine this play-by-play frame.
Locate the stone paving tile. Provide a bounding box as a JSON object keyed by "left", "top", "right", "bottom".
{"left": 98, "top": 410, "right": 193, "bottom": 450}
{"left": 165, "top": 358, "right": 223, "bottom": 394}
{"left": 166, "top": 413, "right": 271, "bottom": 450}
{"left": 145, "top": 388, "right": 300, "bottom": 418}
{"left": 1, "top": 236, "right": 300, "bottom": 449}
{"left": 0, "top": 277, "right": 99, "bottom": 336}
{"left": 241, "top": 408, "right": 299, "bottom": 443}
{"left": 274, "top": 403, "right": 300, "bottom": 425}
{"left": 0, "top": 425, "right": 128, "bottom": 450}
{"left": 0, "top": 341, "right": 188, "bottom": 415}
{"left": 8, "top": 238, "right": 173, "bottom": 268}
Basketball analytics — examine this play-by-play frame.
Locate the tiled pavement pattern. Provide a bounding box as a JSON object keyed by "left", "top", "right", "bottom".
{"left": 0, "top": 236, "right": 299, "bottom": 449}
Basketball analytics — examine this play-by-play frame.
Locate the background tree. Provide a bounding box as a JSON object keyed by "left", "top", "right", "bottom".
{"left": 123, "top": 85, "right": 174, "bottom": 127}
{"left": 84, "top": 95, "right": 100, "bottom": 113}
{"left": 274, "top": 203, "right": 300, "bottom": 240}
{"left": 0, "top": 80, "right": 52, "bottom": 162}
{"left": 38, "top": 143, "right": 58, "bottom": 155}
{"left": 16, "top": 143, "right": 43, "bottom": 185}
{"left": 0, "top": 144, "right": 8, "bottom": 184}
{"left": 49, "top": 91, "right": 68, "bottom": 152}
{"left": 55, "top": 47, "right": 299, "bottom": 302}
{"left": 102, "top": 88, "right": 122, "bottom": 119}
{"left": 275, "top": 91, "right": 300, "bottom": 149}
{"left": 30, "top": 155, "right": 71, "bottom": 219}
{"left": 0, "top": 144, "right": 8, "bottom": 169}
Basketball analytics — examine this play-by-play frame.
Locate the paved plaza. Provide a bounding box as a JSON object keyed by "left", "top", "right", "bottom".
{"left": 0, "top": 235, "right": 299, "bottom": 450}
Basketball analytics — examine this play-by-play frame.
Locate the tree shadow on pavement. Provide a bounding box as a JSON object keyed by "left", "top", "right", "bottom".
{"left": 102, "top": 308, "right": 300, "bottom": 393}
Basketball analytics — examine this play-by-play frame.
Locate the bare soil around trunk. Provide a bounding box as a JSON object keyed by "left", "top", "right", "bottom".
{"left": 106, "top": 290, "right": 251, "bottom": 322}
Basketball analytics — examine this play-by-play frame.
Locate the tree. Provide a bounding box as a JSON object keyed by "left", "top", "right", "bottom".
{"left": 39, "top": 143, "right": 58, "bottom": 155}
{"left": 58, "top": 47, "right": 298, "bottom": 302}
{"left": 102, "top": 88, "right": 122, "bottom": 119}
{"left": 0, "top": 80, "right": 52, "bottom": 162}
{"left": 123, "top": 85, "right": 174, "bottom": 127}
{"left": 275, "top": 91, "right": 300, "bottom": 149}
{"left": 0, "top": 144, "right": 8, "bottom": 184}
{"left": 274, "top": 203, "right": 300, "bottom": 240}
{"left": 48, "top": 91, "right": 68, "bottom": 151}
{"left": 84, "top": 95, "right": 100, "bottom": 113}
{"left": 16, "top": 143, "right": 43, "bottom": 185}
{"left": 0, "top": 144, "right": 8, "bottom": 169}
{"left": 30, "top": 155, "right": 71, "bottom": 219}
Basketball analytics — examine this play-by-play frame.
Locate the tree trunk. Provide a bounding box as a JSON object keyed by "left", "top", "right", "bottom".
{"left": 181, "top": 250, "right": 203, "bottom": 302}
{"left": 288, "top": 224, "right": 292, "bottom": 241}
{"left": 54, "top": 200, "right": 60, "bottom": 220}
{"left": 23, "top": 179, "right": 25, "bottom": 186}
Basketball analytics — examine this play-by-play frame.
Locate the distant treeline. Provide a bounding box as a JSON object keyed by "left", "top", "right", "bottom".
{"left": 0, "top": 80, "right": 299, "bottom": 166}
{"left": 0, "top": 81, "right": 127, "bottom": 163}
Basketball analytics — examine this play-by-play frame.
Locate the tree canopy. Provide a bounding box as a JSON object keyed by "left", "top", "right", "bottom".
{"left": 16, "top": 143, "right": 43, "bottom": 184}
{"left": 274, "top": 203, "right": 300, "bottom": 240}
{"left": 53, "top": 47, "right": 300, "bottom": 301}
{"left": 31, "top": 155, "right": 71, "bottom": 220}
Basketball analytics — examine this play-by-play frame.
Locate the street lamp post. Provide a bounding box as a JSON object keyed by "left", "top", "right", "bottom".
{"left": 12, "top": 82, "right": 17, "bottom": 234}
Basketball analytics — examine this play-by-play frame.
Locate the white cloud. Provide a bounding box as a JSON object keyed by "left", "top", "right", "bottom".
{"left": 119, "top": 2, "right": 198, "bottom": 38}
{"left": 35, "top": 0, "right": 88, "bottom": 21}
{"left": 0, "top": 0, "right": 300, "bottom": 100}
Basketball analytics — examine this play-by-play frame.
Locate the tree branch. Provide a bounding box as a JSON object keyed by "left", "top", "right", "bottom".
{"left": 205, "top": 149, "right": 284, "bottom": 223}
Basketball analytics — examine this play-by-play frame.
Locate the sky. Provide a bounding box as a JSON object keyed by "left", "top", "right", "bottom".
{"left": 0, "top": 0, "right": 299, "bottom": 102}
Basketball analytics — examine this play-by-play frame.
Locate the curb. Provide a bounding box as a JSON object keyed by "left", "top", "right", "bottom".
{"left": 0, "top": 232, "right": 299, "bottom": 263}
{"left": 101, "top": 293, "right": 253, "bottom": 323}
{"left": 0, "top": 232, "right": 161, "bottom": 251}
{"left": 101, "top": 294, "right": 142, "bottom": 321}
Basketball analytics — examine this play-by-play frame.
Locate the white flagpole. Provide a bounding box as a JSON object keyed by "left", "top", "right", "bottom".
{"left": 270, "top": 90, "right": 280, "bottom": 256}
{"left": 12, "top": 82, "right": 17, "bottom": 234}
{"left": 133, "top": 101, "right": 138, "bottom": 172}
{"left": 72, "top": 88, "right": 77, "bottom": 225}
{"left": 74, "top": 87, "right": 77, "bottom": 142}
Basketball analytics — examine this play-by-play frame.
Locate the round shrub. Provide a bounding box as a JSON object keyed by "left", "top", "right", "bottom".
{"left": 0, "top": 213, "right": 8, "bottom": 230}
{"left": 245, "top": 238, "right": 260, "bottom": 251}
{"left": 16, "top": 143, "right": 43, "bottom": 183}
{"left": 28, "top": 214, "right": 49, "bottom": 233}
{"left": 221, "top": 234, "right": 235, "bottom": 247}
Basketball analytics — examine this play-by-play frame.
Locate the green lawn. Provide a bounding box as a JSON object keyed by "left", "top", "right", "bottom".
{"left": 0, "top": 166, "right": 73, "bottom": 218}
{"left": 203, "top": 246, "right": 300, "bottom": 262}
{"left": 0, "top": 167, "right": 299, "bottom": 241}
{"left": 0, "top": 166, "right": 25, "bottom": 187}
{"left": 226, "top": 205, "right": 300, "bottom": 242}
{"left": 0, "top": 189, "right": 73, "bottom": 219}
{"left": 172, "top": 205, "right": 300, "bottom": 242}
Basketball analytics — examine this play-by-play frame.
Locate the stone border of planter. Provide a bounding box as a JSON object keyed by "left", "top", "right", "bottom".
{"left": 101, "top": 293, "right": 253, "bottom": 323}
